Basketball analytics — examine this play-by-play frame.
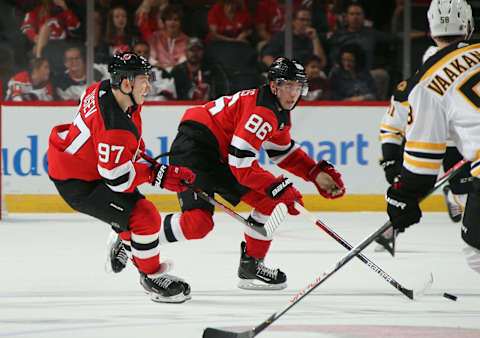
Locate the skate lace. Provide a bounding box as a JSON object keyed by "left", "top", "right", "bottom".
{"left": 257, "top": 263, "right": 278, "bottom": 279}
{"left": 115, "top": 243, "right": 129, "bottom": 265}
{"left": 152, "top": 276, "right": 173, "bottom": 289}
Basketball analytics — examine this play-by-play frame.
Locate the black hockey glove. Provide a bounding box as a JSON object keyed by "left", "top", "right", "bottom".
{"left": 379, "top": 159, "right": 402, "bottom": 184}
{"left": 386, "top": 186, "right": 422, "bottom": 231}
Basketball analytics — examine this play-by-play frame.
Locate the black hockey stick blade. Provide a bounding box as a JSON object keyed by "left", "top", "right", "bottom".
{"left": 203, "top": 327, "right": 253, "bottom": 338}
{"left": 374, "top": 229, "right": 396, "bottom": 257}
{"left": 401, "top": 285, "right": 414, "bottom": 299}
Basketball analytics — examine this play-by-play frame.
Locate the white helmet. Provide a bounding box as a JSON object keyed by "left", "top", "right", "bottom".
{"left": 427, "top": 0, "right": 470, "bottom": 38}
{"left": 465, "top": 1, "right": 475, "bottom": 39}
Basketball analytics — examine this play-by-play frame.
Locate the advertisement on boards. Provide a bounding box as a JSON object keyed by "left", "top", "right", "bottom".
{"left": 1, "top": 104, "right": 388, "bottom": 196}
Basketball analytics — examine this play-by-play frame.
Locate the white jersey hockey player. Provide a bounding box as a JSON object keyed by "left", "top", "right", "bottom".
{"left": 385, "top": 0, "right": 480, "bottom": 275}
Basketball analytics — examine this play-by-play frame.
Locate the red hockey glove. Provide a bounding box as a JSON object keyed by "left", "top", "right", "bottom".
{"left": 308, "top": 160, "right": 345, "bottom": 199}
{"left": 266, "top": 177, "right": 303, "bottom": 215}
{"left": 151, "top": 164, "right": 196, "bottom": 192}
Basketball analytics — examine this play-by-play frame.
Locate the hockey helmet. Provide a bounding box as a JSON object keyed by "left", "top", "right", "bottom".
{"left": 427, "top": 0, "right": 470, "bottom": 38}
{"left": 108, "top": 52, "right": 154, "bottom": 88}
{"left": 268, "top": 57, "right": 308, "bottom": 96}
{"left": 465, "top": 1, "right": 475, "bottom": 39}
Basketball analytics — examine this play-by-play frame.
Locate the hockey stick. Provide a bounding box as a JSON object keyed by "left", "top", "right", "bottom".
{"left": 294, "top": 202, "right": 433, "bottom": 300}
{"left": 375, "top": 159, "right": 470, "bottom": 256}
{"left": 202, "top": 159, "right": 468, "bottom": 338}
{"left": 182, "top": 181, "right": 287, "bottom": 237}
{"left": 142, "top": 153, "right": 288, "bottom": 237}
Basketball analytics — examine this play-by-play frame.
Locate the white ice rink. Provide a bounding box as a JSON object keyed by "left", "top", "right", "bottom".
{"left": 0, "top": 211, "right": 479, "bottom": 338}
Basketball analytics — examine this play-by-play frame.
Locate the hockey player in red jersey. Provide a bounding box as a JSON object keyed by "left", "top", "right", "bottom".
{"left": 111, "top": 57, "right": 345, "bottom": 290}
{"left": 47, "top": 52, "right": 196, "bottom": 303}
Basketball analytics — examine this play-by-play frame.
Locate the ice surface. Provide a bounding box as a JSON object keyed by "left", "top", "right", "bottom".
{"left": 0, "top": 211, "right": 478, "bottom": 337}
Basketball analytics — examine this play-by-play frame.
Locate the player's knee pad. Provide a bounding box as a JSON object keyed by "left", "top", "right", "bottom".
{"left": 181, "top": 209, "right": 214, "bottom": 239}
{"left": 462, "top": 245, "right": 480, "bottom": 274}
{"left": 461, "top": 185, "right": 480, "bottom": 250}
{"left": 129, "top": 199, "right": 161, "bottom": 235}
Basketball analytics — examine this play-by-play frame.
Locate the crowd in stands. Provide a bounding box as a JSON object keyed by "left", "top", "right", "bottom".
{"left": 0, "top": 0, "right": 436, "bottom": 102}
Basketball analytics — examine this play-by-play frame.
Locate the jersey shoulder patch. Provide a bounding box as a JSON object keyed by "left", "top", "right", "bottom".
{"left": 392, "top": 75, "right": 417, "bottom": 103}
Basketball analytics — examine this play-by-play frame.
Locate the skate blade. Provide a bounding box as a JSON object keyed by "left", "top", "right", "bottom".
{"left": 148, "top": 291, "right": 191, "bottom": 304}
{"left": 237, "top": 279, "right": 287, "bottom": 290}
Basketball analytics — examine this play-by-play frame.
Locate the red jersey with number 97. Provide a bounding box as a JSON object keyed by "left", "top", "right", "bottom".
{"left": 180, "top": 86, "right": 316, "bottom": 193}
{"left": 47, "top": 80, "right": 153, "bottom": 192}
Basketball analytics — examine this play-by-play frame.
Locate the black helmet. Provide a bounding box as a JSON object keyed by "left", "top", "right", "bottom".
{"left": 108, "top": 52, "right": 154, "bottom": 88}
{"left": 267, "top": 57, "right": 308, "bottom": 95}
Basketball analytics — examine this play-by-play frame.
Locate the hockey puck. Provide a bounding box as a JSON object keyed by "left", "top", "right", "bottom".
{"left": 443, "top": 292, "right": 457, "bottom": 301}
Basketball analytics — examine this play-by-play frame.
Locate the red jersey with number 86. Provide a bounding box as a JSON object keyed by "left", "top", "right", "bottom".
{"left": 180, "top": 86, "right": 316, "bottom": 193}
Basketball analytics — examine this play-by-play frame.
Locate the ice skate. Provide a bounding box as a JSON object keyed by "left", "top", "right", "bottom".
{"left": 140, "top": 272, "right": 191, "bottom": 303}
{"left": 237, "top": 241, "right": 287, "bottom": 290}
{"left": 105, "top": 231, "right": 128, "bottom": 273}
{"left": 442, "top": 185, "right": 463, "bottom": 223}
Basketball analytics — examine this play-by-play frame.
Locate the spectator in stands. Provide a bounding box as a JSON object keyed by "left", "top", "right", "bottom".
{"left": 329, "top": 44, "right": 377, "bottom": 101}
{"left": 149, "top": 4, "right": 189, "bottom": 70}
{"left": 207, "top": 0, "right": 253, "bottom": 44}
{"left": 302, "top": 54, "right": 331, "bottom": 101}
{"left": 182, "top": 1, "right": 216, "bottom": 40}
{"left": 254, "top": 0, "right": 302, "bottom": 51}
{"left": 20, "top": 0, "right": 80, "bottom": 58}
{"left": 96, "top": 0, "right": 113, "bottom": 18}
{"left": 136, "top": 0, "right": 169, "bottom": 41}
{"left": 171, "top": 37, "right": 229, "bottom": 101}
{"left": 391, "top": 0, "right": 431, "bottom": 73}
{"left": 133, "top": 40, "right": 177, "bottom": 101}
{"left": 327, "top": 2, "right": 393, "bottom": 100}
{"left": 95, "top": 5, "right": 138, "bottom": 64}
{"left": 0, "top": 2, "right": 16, "bottom": 84}
{"left": 93, "top": 8, "right": 106, "bottom": 54}
{"left": 262, "top": 7, "right": 327, "bottom": 69}
{"left": 53, "top": 46, "right": 105, "bottom": 101}
{"left": 5, "top": 57, "right": 53, "bottom": 101}
{"left": 309, "top": 0, "right": 345, "bottom": 40}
